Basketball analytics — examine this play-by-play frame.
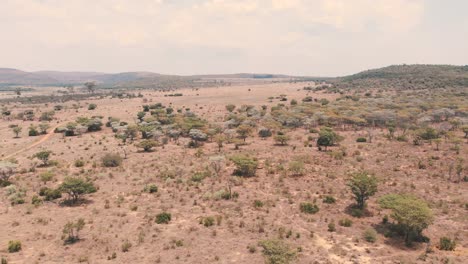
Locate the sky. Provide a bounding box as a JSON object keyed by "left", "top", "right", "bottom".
{"left": 1, "top": 0, "right": 467, "bottom": 76}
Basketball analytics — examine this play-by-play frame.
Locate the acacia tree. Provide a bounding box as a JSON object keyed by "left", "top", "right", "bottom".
{"left": 347, "top": 171, "right": 378, "bottom": 210}
{"left": 274, "top": 134, "right": 290, "bottom": 146}
{"left": 59, "top": 177, "right": 97, "bottom": 204}
{"left": 34, "top": 150, "right": 52, "bottom": 166}
{"left": 236, "top": 125, "right": 252, "bottom": 142}
{"left": 379, "top": 194, "right": 433, "bottom": 246}
{"left": 12, "top": 126, "right": 22, "bottom": 138}
{"left": 84, "top": 82, "right": 96, "bottom": 94}
{"left": 136, "top": 139, "right": 158, "bottom": 152}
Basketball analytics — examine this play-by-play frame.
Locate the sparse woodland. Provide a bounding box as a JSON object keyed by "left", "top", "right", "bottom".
{"left": 0, "top": 67, "right": 467, "bottom": 263}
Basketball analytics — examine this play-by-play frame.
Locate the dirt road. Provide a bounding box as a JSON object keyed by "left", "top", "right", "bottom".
{"left": 1, "top": 123, "right": 62, "bottom": 161}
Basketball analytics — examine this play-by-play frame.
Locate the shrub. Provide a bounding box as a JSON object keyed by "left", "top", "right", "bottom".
{"left": 39, "top": 187, "right": 62, "bottom": 201}
{"left": 288, "top": 161, "right": 304, "bottom": 176}
{"left": 323, "top": 196, "right": 336, "bottom": 204}
{"left": 230, "top": 155, "right": 258, "bottom": 177}
{"left": 28, "top": 126, "right": 39, "bottom": 136}
{"left": 439, "top": 237, "right": 456, "bottom": 251}
{"left": 143, "top": 184, "right": 158, "bottom": 193}
{"left": 363, "top": 228, "right": 377, "bottom": 243}
{"left": 254, "top": 200, "right": 264, "bottom": 208}
{"left": 338, "top": 218, "right": 352, "bottom": 227}
{"left": 327, "top": 221, "right": 336, "bottom": 232}
{"left": 258, "top": 127, "right": 272, "bottom": 138}
{"left": 136, "top": 139, "right": 158, "bottom": 152}
{"left": 259, "top": 239, "right": 296, "bottom": 264}
{"left": 74, "top": 160, "right": 85, "bottom": 167}
{"left": 121, "top": 240, "right": 132, "bottom": 252}
{"left": 200, "top": 216, "right": 215, "bottom": 227}
{"left": 88, "top": 104, "right": 97, "bottom": 110}
{"left": 62, "top": 218, "right": 85, "bottom": 244}
{"left": 31, "top": 195, "right": 43, "bottom": 206}
{"left": 356, "top": 137, "right": 367, "bottom": 143}
{"left": 300, "top": 202, "right": 319, "bottom": 214}
{"left": 155, "top": 212, "right": 171, "bottom": 224}
{"left": 8, "top": 240, "right": 21, "bottom": 253}
{"left": 101, "top": 153, "right": 122, "bottom": 167}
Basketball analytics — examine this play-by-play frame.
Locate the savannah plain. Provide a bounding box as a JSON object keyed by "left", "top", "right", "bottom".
{"left": 0, "top": 72, "right": 467, "bottom": 264}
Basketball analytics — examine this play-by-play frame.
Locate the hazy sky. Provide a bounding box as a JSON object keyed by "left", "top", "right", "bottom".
{"left": 1, "top": 0, "right": 467, "bottom": 76}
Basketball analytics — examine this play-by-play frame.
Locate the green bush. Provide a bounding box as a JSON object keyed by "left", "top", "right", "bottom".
{"left": 439, "top": 237, "right": 456, "bottom": 251}
{"left": 31, "top": 195, "right": 43, "bottom": 206}
{"left": 88, "top": 104, "right": 97, "bottom": 110}
{"left": 356, "top": 137, "right": 367, "bottom": 143}
{"left": 155, "top": 212, "right": 171, "bottom": 224}
{"left": 253, "top": 200, "right": 264, "bottom": 208}
{"left": 144, "top": 184, "right": 158, "bottom": 193}
{"left": 230, "top": 154, "right": 258, "bottom": 177}
{"left": 300, "top": 202, "right": 319, "bottom": 214}
{"left": 259, "top": 239, "right": 296, "bottom": 264}
{"left": 74, "top": 159, "right": 85, "bottom": 167}
{"left": 322, "top": 196, "right": 336, "bottom": 204}
{"left": 200, "top": 216, "right": 215, "bottom": 227}
{"left": 363, "top": 228, "right": 377, "bottom": 243}
{"left": 8, "top": 240, "right": 21, "bottom": 253}
{"left": 39, "top": 187, "right": 62, "bottom": 201}
{"left": 101, "top": 153, "right": 122, "bottom": 167}
{"left": 338, "top": 218, "right": 352, "bottom": 227}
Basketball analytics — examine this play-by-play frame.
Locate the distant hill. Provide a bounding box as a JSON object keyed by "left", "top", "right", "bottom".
{"left": 0, "top": 68, "right": 58, "bottom": 85}
{"left": 335, "top": 64, "right": 468, "bottom": 89}
{"left": 0, "top": 68, "right": 298, "bottom": 88}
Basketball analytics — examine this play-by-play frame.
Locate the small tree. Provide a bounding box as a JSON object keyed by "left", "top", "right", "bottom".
{"left": 225, "top": 104, "right": 236, "bottom": 113}
{"left": 33, "top": 150, "right": 52, "bottom": 166}
{"left": 274, "top": 134, "right": 290, "bottom": 146}
{"left": 347, "top": 171, "right": 378, "bottom": 210}
{"left": 84, "top": 81, "right": 96, "bottom": 94}
{"left": 39, "top": 123, "right": 50, "bottom": 134}
{"left": 214, "top": 134, "right": 225, "bottom": 152}
{"left": 0, "top": 161, "right": 16, "bottom": 186}
{"left": 379, "top": 194, "right": 433, "bottom": 246}
{"left": 462, "top": 125, "right": 468, "bottom": 138}
{"left": 236, "top": 125, "right": 252, "bottom": 142}
{"left": 59, "top": 177, "right": 97, "bottom": 204}
{"left": 317, "top": 127, "right": 342, "bottom": 151}
{"left": 136, "top": 139, "right": 158, "bottom": 152}
{"left": 62, "top": 218, "right": 86, "bottom": 244}
{"left": 12, "top": 126, "right": 22, "bottom": 138}
{"left": 229, "top": 154, "right": 258, "bottom": 177}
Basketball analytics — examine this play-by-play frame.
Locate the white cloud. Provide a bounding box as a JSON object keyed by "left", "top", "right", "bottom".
{"left": 3, "top": 0, "right": 464, "bottom": 76}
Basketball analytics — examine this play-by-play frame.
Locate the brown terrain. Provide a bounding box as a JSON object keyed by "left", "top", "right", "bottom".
{"left": 0, "top": 75, "right": 467, "bottom": 264}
